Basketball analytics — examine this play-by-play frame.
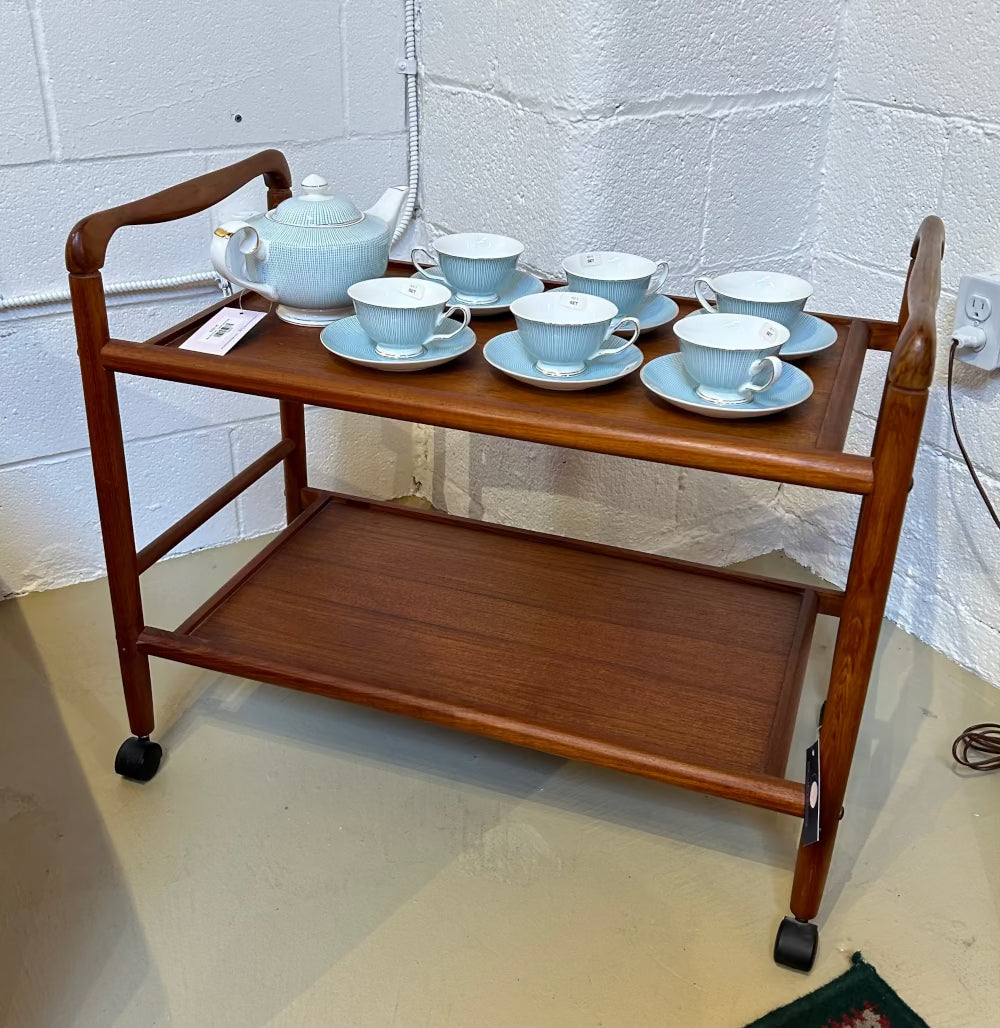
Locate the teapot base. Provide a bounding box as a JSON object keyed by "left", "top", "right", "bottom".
{"left": 276, "top": 303, "right": 354, "bottom": 327}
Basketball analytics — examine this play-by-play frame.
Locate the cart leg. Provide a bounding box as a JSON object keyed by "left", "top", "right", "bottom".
{"left": 72, "top": 275, "right": 161, "bottom": 781}
{"left": 280, "top": 400, "right": 308, "bottom": 523}
{"left": 84, "top": 369, "right": 160, "bottom": 776}
{"left": 777, "top": 379, "right": 931, "bottom": 970}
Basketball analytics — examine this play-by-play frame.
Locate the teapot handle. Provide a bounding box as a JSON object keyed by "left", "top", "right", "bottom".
{"left": 210, "top": 221, "right": 278, "bottom": 300}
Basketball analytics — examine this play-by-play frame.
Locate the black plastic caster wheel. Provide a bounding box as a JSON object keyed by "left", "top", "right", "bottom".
{"left": 774, "top": 917, "right": 818, "bottom": 971}
{"left": 114, "top": 736, "right": 162, "bottom": 782}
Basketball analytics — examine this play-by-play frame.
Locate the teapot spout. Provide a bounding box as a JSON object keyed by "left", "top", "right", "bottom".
{"left": 365, "top": 185, "right": 408, "bottom": 234}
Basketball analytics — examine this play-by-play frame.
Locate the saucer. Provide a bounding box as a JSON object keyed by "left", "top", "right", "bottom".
{"left": 686, "top": 308, "right": 836, "bottom": 359}
{"left": 319, "top": 315, "right": 476, "bottom": 371}
{"left": 640, "top": 352, "right": 813, "bottom": 419}
{"left": 483, "top": 331, "right": 643, "bottom": 391}
{"left": 547, "top": 286, "right": 679, "bottom": 333}
{"left": 409, "top": 269, "right": 544, "bottom": 315}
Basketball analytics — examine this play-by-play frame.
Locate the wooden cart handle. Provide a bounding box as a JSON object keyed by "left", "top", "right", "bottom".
{"left": 890, "top": 215, "right": 946, "bottom": 392}
{"left": 65, "top": 149, "right": 293, "bottom": 275}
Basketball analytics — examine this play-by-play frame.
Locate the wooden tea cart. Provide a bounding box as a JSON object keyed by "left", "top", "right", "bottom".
{"left": 67, "top": 150, "right": 944, "bottom": 971}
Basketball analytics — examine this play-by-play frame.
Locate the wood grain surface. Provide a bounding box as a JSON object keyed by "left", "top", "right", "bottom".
{"left": 140, "top": 494, "right": 817, "bottom": 811}
{"left": 101, "top": 272, "right": 877, "bottom": 493}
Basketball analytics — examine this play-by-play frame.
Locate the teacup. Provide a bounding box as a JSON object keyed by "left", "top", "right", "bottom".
{"left": 411, "top": 233, "right": 524, "bottom": 304}
{"left": 673, "top": 311, "right": 790, "bottom": 405}
{"left": 509, "top": 291, "right": 641, "bottom": 377}
{"left": 347, "top": 278, "right": 471, "bottom": 359}
{"left": 563, "top": 251, "right": 669, "bottom": 316}
{"left": 694, "top": 271, "right": 812, "bottom": 330}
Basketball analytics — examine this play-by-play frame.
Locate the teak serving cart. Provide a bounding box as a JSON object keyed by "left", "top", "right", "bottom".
{"left": 67, "top": 150, "right": 944, "bottom": 971}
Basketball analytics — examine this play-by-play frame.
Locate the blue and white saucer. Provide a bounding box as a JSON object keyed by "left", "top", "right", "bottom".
{"left": 320, "top": 315, "right": 476, "bottom": 371}
{"left": 546, "top": 286, "right": 679, "bottom": 333}
{"left": 483, "top": 331, "right": 643, "bottom": 391}
{"left": 640, "top": 352, "right": 813, "bottom": 419}
{"left": 409, "top": 269, "right": 544, "bottom": 315}
{"left": 686, "top": 308, "right": 836, "bottom": 359}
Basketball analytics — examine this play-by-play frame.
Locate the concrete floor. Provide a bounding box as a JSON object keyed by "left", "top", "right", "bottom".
{"left": 1, "top": 540, "right": 998, "bottom": 1028}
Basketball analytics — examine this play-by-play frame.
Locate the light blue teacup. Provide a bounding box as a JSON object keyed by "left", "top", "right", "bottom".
{"left": 347, "top": 278, "right": 471, "bottom": 359}
{"left": 563, "top": 251, "right": 669, "bottom": 316}
{"left": 673, "top": 311, "right": 789, "bottom": 405}
{"left": 411, "top": 233, "right": 523, "bottom": 304}
{"left": 694, "top": 271, "right": 812, "bottom": 330}
{"left": 509, "top": 291, "right": 641, "bottom": 377}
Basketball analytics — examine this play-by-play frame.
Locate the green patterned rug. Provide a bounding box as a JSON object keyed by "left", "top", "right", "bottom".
{"left": 745, "top": 953, "right": 930, "bottom": 1028}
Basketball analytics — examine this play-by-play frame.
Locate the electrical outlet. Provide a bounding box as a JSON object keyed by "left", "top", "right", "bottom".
{"left": 954, "top": 273, "right": 1000, "bottom": 370}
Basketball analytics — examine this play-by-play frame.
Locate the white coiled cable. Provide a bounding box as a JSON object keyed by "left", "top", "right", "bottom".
{"left": 393, "top": 0, "right": 420, "bottom": 245}
{"left": 0, "top": 270, "right": 219, "bottom": 312}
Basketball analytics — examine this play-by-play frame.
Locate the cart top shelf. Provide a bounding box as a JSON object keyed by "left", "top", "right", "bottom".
{"left": 101, "top": 271, "right": 893, "bottom": 494}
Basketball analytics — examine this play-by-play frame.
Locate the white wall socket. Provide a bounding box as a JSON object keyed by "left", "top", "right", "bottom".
{"left": 953, "top": 273, "right": 1000, "bottom": 370}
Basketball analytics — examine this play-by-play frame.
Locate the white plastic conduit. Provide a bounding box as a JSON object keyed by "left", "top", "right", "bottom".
{"left": 392, "top": 0, "right": 420, "bottom": 245}
{"left": 0, "top": 271, "right": 221, "bottom": 312}
{"left": 1, "top": 0, "right": 421, "bottom": 312}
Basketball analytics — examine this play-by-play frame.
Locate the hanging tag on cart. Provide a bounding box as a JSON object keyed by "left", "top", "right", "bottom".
{"left": 801, "top": 739, "right": 820, "bottom": 845}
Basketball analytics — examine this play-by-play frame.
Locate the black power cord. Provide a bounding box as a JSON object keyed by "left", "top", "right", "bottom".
{"left": 947, "top": 338, "right": 1000, "bottom": 771}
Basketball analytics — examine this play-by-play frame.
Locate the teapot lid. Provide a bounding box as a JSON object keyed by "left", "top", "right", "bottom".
{"left": 268, "top": 174, "right": 363, "bottom": 227}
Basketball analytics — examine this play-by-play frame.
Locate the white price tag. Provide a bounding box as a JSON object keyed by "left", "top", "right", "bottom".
{"left": 561, "top": 294, "right": 586, "bottom": 311}
{"left": 405, "top": 282, "right": 426, "bottom": 300}
{"left": 180, "top": 308, "right": 268, "bottom": 355}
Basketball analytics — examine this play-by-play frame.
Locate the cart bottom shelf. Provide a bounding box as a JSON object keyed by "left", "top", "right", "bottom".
{"left": 140, "top": 493, "right": 817, "bottom": 815}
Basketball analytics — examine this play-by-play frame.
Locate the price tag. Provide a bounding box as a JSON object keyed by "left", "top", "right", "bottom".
{"left": 561, "top": 294, "right": 586, "bottom": 311}
{"left": 404, "top": 282, "right": 426, "bottom": 300}
{"left": 583, "top": 253, "right": 600, "bottom": 266}
{"left": 800, "top": 739, "right": 821, "bottom": 846}
{"left": 180, "top": 308, "right": 268, "bottom": 355}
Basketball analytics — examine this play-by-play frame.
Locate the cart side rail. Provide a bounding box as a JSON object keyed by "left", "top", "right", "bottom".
{"left": 890, "top": 215, "right": 945, "bottom": 391}
{"left": 65, "top": 149, "right": 292, "bottom": 276}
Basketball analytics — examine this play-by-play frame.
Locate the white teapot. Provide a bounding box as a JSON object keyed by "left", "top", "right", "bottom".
{"left": 211, "top": 174, "right": 407, "bottom": 326}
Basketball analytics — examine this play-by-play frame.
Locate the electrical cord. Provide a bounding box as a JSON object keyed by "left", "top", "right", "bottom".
{"left": 947, "top": 338, "right": 1000, "bottom": 770}
{"left": 948, "top": 339, "right": 1000, "bottom": 531}
{"left": 952, "top": 723, "right": 1000, "bottom": 771}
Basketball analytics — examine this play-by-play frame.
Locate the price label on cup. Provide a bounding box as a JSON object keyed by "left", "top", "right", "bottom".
{"left": 561, "top": 294, "right": 586, "bottom": 311}
{"left": 405, "top": 282, "right": 426, "bottom": 300}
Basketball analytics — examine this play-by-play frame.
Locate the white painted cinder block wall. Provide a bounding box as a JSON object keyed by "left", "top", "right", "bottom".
{"left": 417, "top": 0, "right": 834, "bottom": 566}
{"left": 786, "top": 0, "right": 1000, "bottom": 685}
{"left": 418, "top": 0, "right": 1000, "bottom": 687}
{"left": 0, "top": 0, "right": 414, "bottom": 598}
{"left": 4, "top": 0, "right": 998, "bottom": 688}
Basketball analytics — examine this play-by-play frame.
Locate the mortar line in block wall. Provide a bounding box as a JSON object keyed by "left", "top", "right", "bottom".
{"left": 696, "top": 121, "right": 720, "bottom": 258}
{"left": 338, "top": 1, "right": 351, "bottom": 134}
{"left": 0, "top": 414, "right": 283, "bottom": 474}
{"left": 840, "top": 94, "right": 1000, "bottom": 135}
{"left": 806, "top": 1, "right": 849, "bottom": 273}
{"left": 25, "top": 0, "right": 62, "bottom": 161}
{"left": 0, "top": 132, "right": 408, "bottom": 174}
{"left": 421, "top": 75, "right": 831, "bottom": 124}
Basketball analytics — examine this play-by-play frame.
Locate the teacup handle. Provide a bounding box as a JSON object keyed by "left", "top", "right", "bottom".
{"left": 694, "top": 276, "right": 717, "bottom": 312}
{"left": 743, "top": 355, "right": 783, "bottom": 396}
{"left": 411, "top": 246, "right": 449, "bottom": 286}
{"left": 428, "top": 305, "right": 471, "bottom": 344}
{"left": 596, "top": 316, "right": 642, "bottom": 356}
{"left": 645, "top": 260, "right": 670, "bottom": 299}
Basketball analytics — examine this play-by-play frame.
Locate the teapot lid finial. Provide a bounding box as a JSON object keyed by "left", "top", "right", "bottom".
{"left": 300, "top": 174, "right": 329, "bottom": 196}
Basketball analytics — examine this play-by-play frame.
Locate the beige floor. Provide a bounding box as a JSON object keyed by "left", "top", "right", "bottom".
{"left": 1, "top": 540, "right": 998, "bottom": 1028}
